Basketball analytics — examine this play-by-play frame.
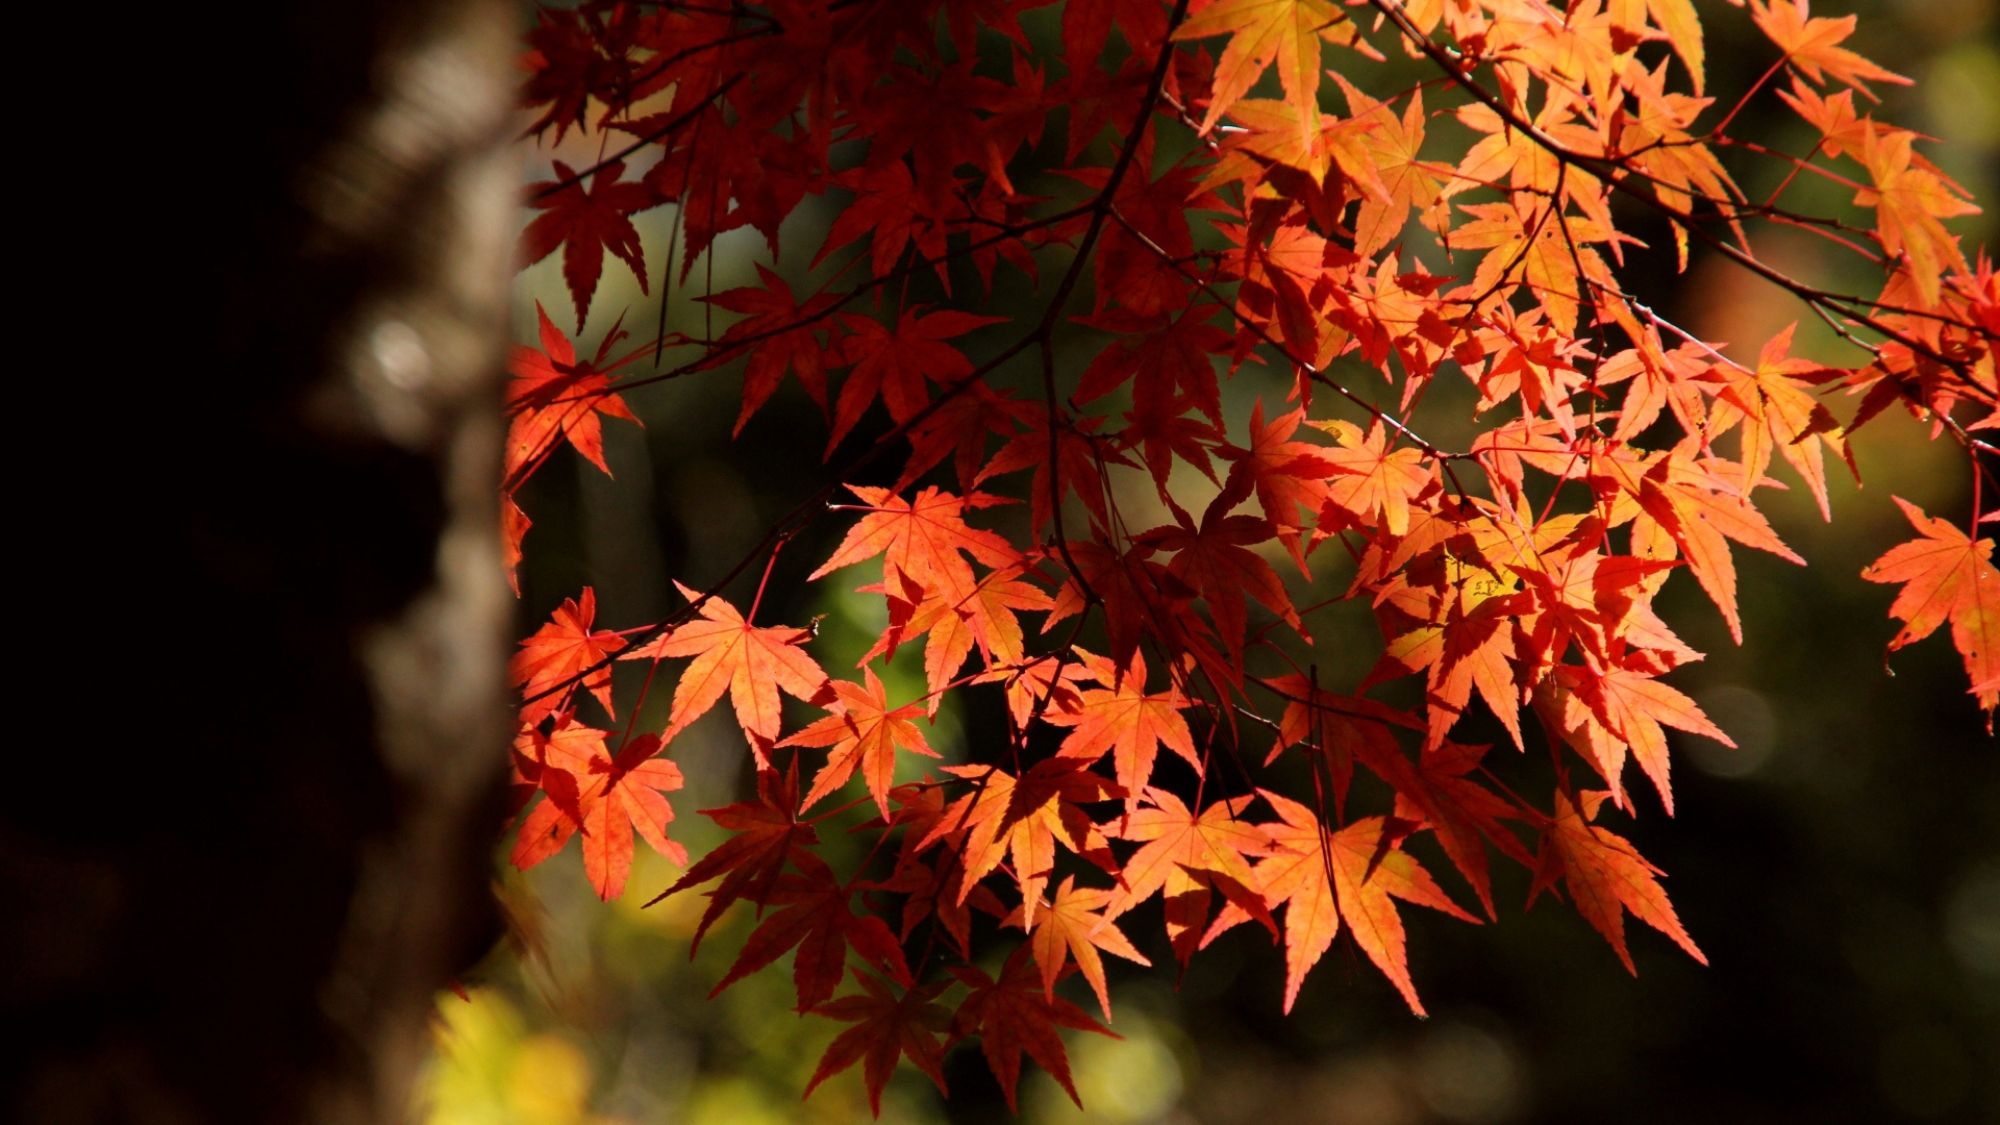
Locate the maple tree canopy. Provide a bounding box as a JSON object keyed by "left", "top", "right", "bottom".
{"left": 501, "top": 0, "right": 1996, "bottom": 1113}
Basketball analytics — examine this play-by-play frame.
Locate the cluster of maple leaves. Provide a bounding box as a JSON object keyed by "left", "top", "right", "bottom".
{"left": 501, "top": 0, "right": 1997, "bottom": 1113}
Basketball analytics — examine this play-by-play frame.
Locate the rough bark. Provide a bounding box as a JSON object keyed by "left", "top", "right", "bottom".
{"left": 11, "top": 2, "right": 518, "bottom": 1121}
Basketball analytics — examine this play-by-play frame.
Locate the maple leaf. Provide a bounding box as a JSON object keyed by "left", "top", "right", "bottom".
{"left": 1854, "top": 129, "right": 1979, "bottom": 307}
{"left": 949, "top": 950, "right": 1115, "bottom": 1113}
{"left": 1621, "top": 449, "right": 1805, "bottom": 644}
{"left": 785, "top": 667, "right": 940, "bottom": 818}
{"left": 814, "top": 161, "right": 956, "bottom": 288}
{"left": 830, "top": 308, "right": 1004, "bottom": 451}
{"left": 1382, "top": 740, "right": 1534, "bottom": 919}
{"left": 710, "top": 850, "right": 913, "bottom": 1012}
{"left": 1041, "top": 650, "right": 1200, "bottom": 809}
{"left": 1312, "top": 419, "right": 1435, "bottom": 538}
{"left": 623, "top": 581, "right": 827, "bottom": 752}
{"left": 1106, "top": 789, "right": 1277, "bottom": 966}
{"left": 501, "top": 495, "right": 531, "bottom": 597}
{"left": 1217, "top": 402, "right": 1339, "bottom": 560}
{"left": 923, "top": 759, "right": 1124, "bottom": 927}
{"left": 860, "top": 564, "right": 1054, "bottom": 708}
{"left": 651, "top": 765, "right": 820, "bottom": 953}
{"left": 1861, "top": 497, "right": 2000, "bottom": 719}
{"left": 1208, "top": 793, "right": 1474, "bottom": 1014}
{"left": 512, "top": 586, "right": 625, "bottom": 724}
{"left": 1322, "top": 814, "right": 1477, "bottom": 1015}
{"left": 704, "top": 264, "right": 838, "bottom": 435}
{"left": 1338, "top": 81, "right": 1445, "bottom": 261}
{"left": 1009, "top": 876, "right": 1151, "bottom": 1021}
{"left": 897, "top": 382, "right": 1039, "bottom": 492}
{"left": 1751, "top": 0, "right": 1910, "bottom": 100}
{"left": 804, "top": 971, "right": 952, "bottom": 1118}
{"left": 1074, "top": 306, "right": 1232, "bottom": 428}
{"left": 574, "top": 733, "right": 688, "bottom": 900}
{"left": 510, "top": 725, "right": 687, "bottom": 901}
{"left": 975, "top": 405, "right": 1129, "bottom": 537}
{"left": 1136, "top": 490, "right": 1305, "bottom": 668}
{"left": 811, "top": 485, "right": 1019, "bottom": 602}
{"left": 1174, "top": 0, "right": 1355, "bottom": 139}
{"left": 869, "top": 781, "right": 1011, "bottom": 957}
{"left": 1124, "top": 390, "right": 1226, "bottom": 497}
{"left": 508, "top": 716, "right": 604, "bottom": 867}
{"left": 1530, "top": 790, "right": 1706, "bottom": 973}
{"left": 520, "top": 7, "right": 620, "bottom": 142}
{"left": 1263, "top": 670, "right": 1421, "bottom": 817}
{"left": 504, "top": 303, "right": 643, "bottom": 485}
{"left": 1540, "top": 663, "right": 1732, "bottom": 815}
{"left": 519, "top": 160, "right": 655, "bottom": 331}
{"left": 1704, "top": 323, "right": 1851, "bottom": 520}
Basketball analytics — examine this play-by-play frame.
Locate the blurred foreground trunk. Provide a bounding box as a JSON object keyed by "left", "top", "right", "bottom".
{"left": 12, "top": 2, "right": 518, "bottom": 1121}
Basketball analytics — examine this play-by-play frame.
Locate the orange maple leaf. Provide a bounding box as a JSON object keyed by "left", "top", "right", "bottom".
{"left": 623, "top": 581, "right": 827, "bottom": 751}
{"left": 1530, "top": 790, "right": 1706, "bottom": 973}
{"left": 811, "top": 485, "right": 1019, "bottom": 601}
{"left": 1043, "top": 651, "right": 1200, "bottom": 809}
{"left": 1174, "top": 0, "right": 1358, "bottom": 140}
{"left": 511, "top": 586, "right": 626, "bottom": 724}
{"left": 786, "top": 667, "right": 940, "bottom": 818}
{"left": 923, "top": 759, "right": 1123, "bottom": 928}
{"left": 1628, "top": 449, "right": 1805, "bottom": 644}
{"left": 1854, "top": 129, "right": 1979, "bottom": 307}
{"left": 1705, "top": 323, "right": 1851, "bottom": 520}
{"left": 1311, "top": 419, "right": 1434, "bottom": 538}
{"left": 1861, "top": 497, "right": 2000, "bottom": 719}
{"left": 1107, "top": 789, "right": 1278, "bottom": 965}
{"left": 511, "top": 726, "right": 687, "bottom": 901}
{"left": 1541, "top": 663, "right": 1734, "bottom": 815}
{"left": 1010, "top": 876, "right": 1151, "bottom": 1022}
{"left": 1751, "top": 0, "right": 1910, "bottom": 100}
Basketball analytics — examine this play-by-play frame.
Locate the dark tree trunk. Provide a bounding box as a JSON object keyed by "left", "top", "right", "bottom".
{"left": 11, "top": 2, "right": 519, "bottom": 1121}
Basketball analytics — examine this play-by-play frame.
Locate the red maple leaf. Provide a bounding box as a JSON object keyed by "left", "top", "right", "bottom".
{"left": 504, "top": 303, "right": 643, "bottom": 487}
{"left": 519, "top": 160, "right": 656, "bottom": 331}
{"left": 948, "top": 949, "right": 1115, "bottom": 1113}
{"left": 1218, "top": 402, "right": 1338, "bottom": 566}
{"left": 650, "top": 765, "right": 819, "bottom": 954}
{"left": 1136, "top": 490, "right": 1304, "bottom": 668}
{"left": 804, "top": 971, "right": 952, "bottom": 1118}
{"left": 829, "top": 308, "right": 1004, "bottom": 451}
{"left": 704, "top": 263, "right": 839, "bottom": 435}
{"left": 710, "top": 850, "right": 913, "bottom": 1013}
